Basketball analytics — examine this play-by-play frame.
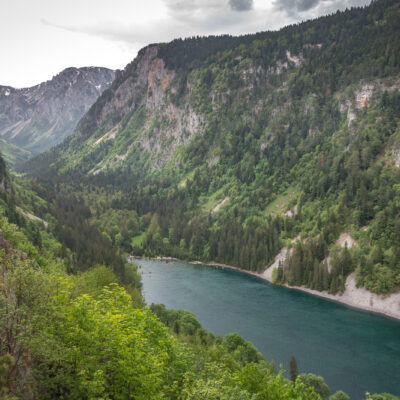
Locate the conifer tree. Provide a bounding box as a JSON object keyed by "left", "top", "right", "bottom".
{"left": 290, "top": 356, "right": 299, "bottom": 382}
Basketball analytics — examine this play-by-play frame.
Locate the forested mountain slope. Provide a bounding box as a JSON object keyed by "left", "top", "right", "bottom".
{"left": 0, "top": 67, "right": 115, "bottom": 166}
{"left": 1, "top": 151, "right": 361, "bottom": 400}
{"left": 22, "top": 0, "right": 400, "bottom": 296}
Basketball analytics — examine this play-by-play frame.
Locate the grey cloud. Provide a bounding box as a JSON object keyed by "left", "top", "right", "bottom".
{"left": 164, "top": 0, "right": 253, "bottom": 16}
{"left": 164, "top": 0, "right": 225, "bottom": 15}
{"left": 273, "top": 0, "right": 325, "bottom": 16}
{"left": 41, "top": 0, "right": 277, "bottom": 52}
{"left": 39, "top": 1, "right": 292, "bottom": 54}
{"left": 296, "top": 0, "right": 320, "bottom": 12}
{"left": 229, "top": 0, "right": 253, "bottom": 12}
{"left": 40, "top": 18, "right": 176, "bottom": 48}
{"left": 162, "top": 0, "right": 255, "bottom": 32}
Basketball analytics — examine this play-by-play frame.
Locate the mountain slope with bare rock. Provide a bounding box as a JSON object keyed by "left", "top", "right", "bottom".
{"left": 0, "top": 67, "right": 115, "bottom": 165}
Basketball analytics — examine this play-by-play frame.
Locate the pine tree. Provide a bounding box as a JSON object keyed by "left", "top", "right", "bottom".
{"left": 290, "top": 356, "right": 298, "bottom": 382}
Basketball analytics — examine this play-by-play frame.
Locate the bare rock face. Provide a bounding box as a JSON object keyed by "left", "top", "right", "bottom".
{"left": 74, "top": 44, "right": 204, "bottom": 173}
{"left": 0, "top": 67, "right": 115, "bottom": 158}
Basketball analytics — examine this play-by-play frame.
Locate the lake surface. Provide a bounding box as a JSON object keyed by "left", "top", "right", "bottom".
{"left": 137, "top": 259, "right": 400, "bottom": 400}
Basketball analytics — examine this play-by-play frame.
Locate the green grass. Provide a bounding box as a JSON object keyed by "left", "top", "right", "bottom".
{"left": 131, "top": 232, "right": 147, "bottom": 247}
{"left": 178, "top": 170, "right": 196, "bottom": 188}
{"left": 263, "top": 186, "right": 300, "bottom": 217}
{"left": 200, "top": 187, "right": 229, "bottom": 214}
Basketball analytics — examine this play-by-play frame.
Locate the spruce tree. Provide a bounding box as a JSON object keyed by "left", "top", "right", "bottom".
{"left": 290, "top": 356, "right": 298, "bottom": 382}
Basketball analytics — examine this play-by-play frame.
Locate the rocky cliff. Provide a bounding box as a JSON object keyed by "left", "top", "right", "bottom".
{"left": 63, "top": 44, "right": 204, "bottom": 176}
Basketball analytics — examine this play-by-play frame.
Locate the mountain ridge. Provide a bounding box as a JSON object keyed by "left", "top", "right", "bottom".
{"left": 0, "top": 66, "right": 115, "bottom": 165}
{"left": 23, "top": 0, "right": 400, "bottom": 180}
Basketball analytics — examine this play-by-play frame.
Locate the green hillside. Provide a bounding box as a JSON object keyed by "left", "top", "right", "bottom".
{"left": 0, "top": 137, "right": 31, "bottom": 167}
{"left": 21, "top": 0, "right": 400, "bottom": 297}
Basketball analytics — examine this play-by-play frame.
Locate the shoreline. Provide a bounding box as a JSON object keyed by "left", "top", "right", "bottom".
{"left": 129, "top": 255, "right": 400, "bottom": 321}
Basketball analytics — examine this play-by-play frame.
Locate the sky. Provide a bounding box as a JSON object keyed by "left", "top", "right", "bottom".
{"left": 1, "top": 0, "right": 371, "bottom": 88}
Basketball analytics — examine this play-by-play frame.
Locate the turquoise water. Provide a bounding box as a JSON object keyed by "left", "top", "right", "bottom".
{"left": 137, "top": 259, "right": 400, "bottom": 400}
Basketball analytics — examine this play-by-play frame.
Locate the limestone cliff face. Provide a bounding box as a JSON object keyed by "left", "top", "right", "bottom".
{"left": 0, "top": 67, "right": 115, "bottom": 157}
{"left": 68, "top": 43, "right": 306, "bottom": 175}
{"left": 80, "top": 46, "right": 163, "bottom": 134}
{"left": 72, "top": 45, "right": 205, "bottom": 174}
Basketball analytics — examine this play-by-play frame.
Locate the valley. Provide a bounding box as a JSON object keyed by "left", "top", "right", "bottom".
{"left": 1, "top": 0, "right": 400, "bottom": 398}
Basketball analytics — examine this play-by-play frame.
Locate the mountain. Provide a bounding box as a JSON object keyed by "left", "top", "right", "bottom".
{"left": 0, "top": 67, "right": 115, "bottom": 165}
{"left": 22, "top": 0, "right": 400, "bottom": 298}
{"left": 2, "top": 0, "right": 400, "bottom": 397}
{"left": 24, "top": 0, "right": 400, "bottom": 180}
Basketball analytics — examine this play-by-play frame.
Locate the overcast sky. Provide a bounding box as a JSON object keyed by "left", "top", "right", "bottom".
{"left": 1, "top": 0, "right": 370, "bottom": 88}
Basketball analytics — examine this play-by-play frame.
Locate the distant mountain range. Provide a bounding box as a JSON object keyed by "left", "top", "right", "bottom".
{"left": 0, "top": 66, "right": 115, "bottom": 166}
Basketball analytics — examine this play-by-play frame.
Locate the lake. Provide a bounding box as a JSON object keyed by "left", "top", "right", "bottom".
{"left": 136, "top": 259, "right": 400, "bottom": 400}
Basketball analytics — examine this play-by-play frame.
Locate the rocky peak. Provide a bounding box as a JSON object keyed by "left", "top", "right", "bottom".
{"left": 0, "top": 66, "right": 115, "bottom": 161}
{"left": 76, "top": 45, "right": 167, "bottom": 137}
